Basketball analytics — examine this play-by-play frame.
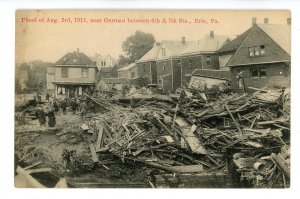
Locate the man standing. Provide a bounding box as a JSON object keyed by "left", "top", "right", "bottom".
{"left": 79, "top": 100, "right": 87, "bottom": 120}
{"left": 36, "top": 107, "right": 46, "bottom": 126}
{"left": 48, "top": 108, "right": 56, "bottom": 127}
{"left": 61, "top": 99, "right": 67, "bottom": 115}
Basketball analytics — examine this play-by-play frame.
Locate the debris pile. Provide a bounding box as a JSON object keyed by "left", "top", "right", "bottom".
{"left": 15, "top": 87, "right": 290, "bottom": 188}
{"left": 82, "top": 87, "right": 290, "bottom": 187}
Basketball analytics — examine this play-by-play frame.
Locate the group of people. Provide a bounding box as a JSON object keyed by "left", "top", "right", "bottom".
{"left": 35, "top": 93, "right": 89, "bottom": 128}
{"left": 35, "top": 106, "right": 56, "bottom": 127}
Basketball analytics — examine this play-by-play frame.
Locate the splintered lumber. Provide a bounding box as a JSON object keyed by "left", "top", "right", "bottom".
{"left": 95, "top": 126, "right": 104, "bottom": 151}
{"left": 225, "top": 104, "right": 242, "bottom": 136}
{"left": 271, "top": 153, "right": 290, "bottom": 178}
{"left": 89, "top": 144, "right": 99, "bottom": 163}
{"left": 27, "top": 168, "right": 52, "bottom": 174}
{"left": 84, "top": 93, "right": 110, "bottom": 111}
{"left": 139, "top": 160, "right": 203, "bottom": 173}
{"left": 175, "top": 117, "right": 207, "bottom": 154}
{"left": 168, "top": 165, "right": 204, "bottom": 173}
{"left": 23, "top": 161, "right": 43, "bottom": 170}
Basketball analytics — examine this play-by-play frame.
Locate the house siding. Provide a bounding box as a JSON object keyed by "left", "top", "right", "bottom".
{"left": 136, "top": 62, "right": 151, "bottom": 84}
{"left": 230, "top": 62, "right": 290, "bottom": 90}
{"left": 219, "top": 53, "right": 234, "bottom": 68}
{"left": 54, "top": 67, "right": 96, "bottom": 83}
{"left": 157, "top": 60, "right": 172, "bottom": 91}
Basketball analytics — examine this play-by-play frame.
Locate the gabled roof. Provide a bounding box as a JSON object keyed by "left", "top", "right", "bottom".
{"left": 218, "top": 27, "right": 253, "bottom": 53}
{"left": 181, "top": 34, "right": 229, "bottom": 55}
{"left": 136, "top": 44, "right": 161, "bottom": 63}
{"left": 226, "top": 24, "right": 291, "bottom": 67}
{"left": 137, "top": 40, "right": 195, "bottom": 62}
{"left": 54, "top": 50, "right": 96, "bottom": 67}
{"left": 157, "top": 40, "right": 195, "bottom": 59}
{"left": 117, "top": 63, "right": 136, "bottom": 71}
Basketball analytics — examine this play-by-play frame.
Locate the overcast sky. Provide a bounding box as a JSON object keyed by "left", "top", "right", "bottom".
{"left": 16, "top": 10, "right": 290, "bottom": 63}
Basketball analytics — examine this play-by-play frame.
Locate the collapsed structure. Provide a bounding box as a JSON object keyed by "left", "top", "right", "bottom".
{"left": 15, "top": 86, "right": 290, "bottom": 188}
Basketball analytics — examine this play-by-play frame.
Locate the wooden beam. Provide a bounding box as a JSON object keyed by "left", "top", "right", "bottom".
{"left": 89, "top": 144, "right": 99, "bottom": 163}
{"left": 95, "top": 126, "right": 104, "bottom": 151}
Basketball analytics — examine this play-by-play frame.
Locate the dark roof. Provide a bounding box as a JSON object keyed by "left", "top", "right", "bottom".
{"left": 227, "top": 24, "right": 291, "bottom": 67}
{"left": 218, "top": 27, "right": 253, "bottom": 53}
{"left": 54, "top": 50, "right": 96, "bottom": 67}
{"left": 192, "top": 69, "right": 231, "bottom": 80}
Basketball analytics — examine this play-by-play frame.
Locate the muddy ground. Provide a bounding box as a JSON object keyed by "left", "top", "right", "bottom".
{"left": 15, "top": 110, "right": 156, "bottom": 187}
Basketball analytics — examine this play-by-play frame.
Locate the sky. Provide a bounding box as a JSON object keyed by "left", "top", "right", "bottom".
{"left": 16, "top": 10, "right": 290, "bottom": 63}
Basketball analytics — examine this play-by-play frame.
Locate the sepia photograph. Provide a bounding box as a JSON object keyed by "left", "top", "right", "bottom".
{"left": 15, "top": 10, "right": 291, "bottom": 188}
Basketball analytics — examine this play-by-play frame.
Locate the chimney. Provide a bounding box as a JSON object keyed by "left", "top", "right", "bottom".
{"left": 182, "top": 37, "right": 186, "bottom": 45}
{"left": 264, "top": 18, "right": 269, "bottom": 24}
{"left": 287, "top": 18, "right": 291, "bottom": 25}
{"left": 210, "top": 30, "right": 214, "bottom": 38}
{"left": 252, "top": 17, "right": 257, "bottom": 25}
{"left": 77, "top": 48, "right": 79, "bottom": 53}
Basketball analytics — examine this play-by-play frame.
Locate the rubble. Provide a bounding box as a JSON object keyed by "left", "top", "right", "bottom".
{"left": 15, "top": 86, "right": 290, "bottom": 188}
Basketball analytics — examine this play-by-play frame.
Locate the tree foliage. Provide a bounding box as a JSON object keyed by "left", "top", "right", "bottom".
{"left": 121, "top": 30, "right": 155, "bottom": 63}
{"left": 16, "top": 60, "right": 53, "bottom": 93}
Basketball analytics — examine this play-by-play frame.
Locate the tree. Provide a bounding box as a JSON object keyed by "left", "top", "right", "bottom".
{"left": 117, "top": 54, "right": 131, "bottom": 66}
{"left": 121, "top": 30, "right": 155, "bottom": 63}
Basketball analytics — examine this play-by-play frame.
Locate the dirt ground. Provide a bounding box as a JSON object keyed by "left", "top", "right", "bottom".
{"left": 15, "top": 108, "right": 152, "bottom": 187}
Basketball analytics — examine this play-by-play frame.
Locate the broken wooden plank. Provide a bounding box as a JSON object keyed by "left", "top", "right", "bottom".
{"left": 167, "top": 165, "right": 204, "bottom": 173}
{"left": 23, "top": 161, "right": 43, "bottom": 170}
{"left": 225, "top": 103, "right": 242, "bottom": 136}
{"left": 95, "top": 126, "right": 104, "bottom": 151}
{"left": 271, "top": 153, "right": 290, "bottom": 178}
{"left": 89, "top": 144, "right": 99, "bottom": 163}
{"left": 27, "top": 168, "right": 52, "bottom": 174}
{"left": 176, "top": 117, "right": 207, "bottom": 154}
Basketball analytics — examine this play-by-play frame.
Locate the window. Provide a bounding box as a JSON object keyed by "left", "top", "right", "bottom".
{"left": 163, "top": 63, "right": 166, "bottom": 71}
{"left": 206, "top": 56, "right": 211, "bottom": 65}
{"left": 162, "top": 48, "right": 166, "bottom": 57}
{"left": 130, "top": 72, "right": 135, "bottom": 78}
{"left": 251, "top": 68, "right": 267, "bottom": 78}
{"left": 82, "top": 68, "right": 88, "bottom": 78}
{"left": 61, "top": 68, "right": 68, "bottom": 78}
{"left": 101, "top": 61, "right": 106, "bottom": 66}
{"left": 260, "top": 45, "right": 265, "bottom": 56}
{"left": 249, "top": 45, "right": 266, "bottom": 57}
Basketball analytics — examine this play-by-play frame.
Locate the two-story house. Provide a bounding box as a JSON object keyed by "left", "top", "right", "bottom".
{"left": 180, "top": 31, "right": 229, "bottom": 87}
{"left": 155, "top": 38, "right": 194, "bottom": 91}
{"left": 219, "top": 17, "right": 291, "bottom": 91}
{"left": 136, "top": 43, "right": 161, "bottom": 86}
{"left": 52, "top": 49, "right": 98, "bottom": 98}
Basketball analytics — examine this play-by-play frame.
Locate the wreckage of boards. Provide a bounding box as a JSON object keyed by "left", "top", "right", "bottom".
{"left": 14, "top": 87, "right": 290, "bottom": 188}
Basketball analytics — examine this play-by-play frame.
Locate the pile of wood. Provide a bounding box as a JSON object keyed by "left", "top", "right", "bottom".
{"left": 83, "top": 87, "right": 289, "bottom": 187}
